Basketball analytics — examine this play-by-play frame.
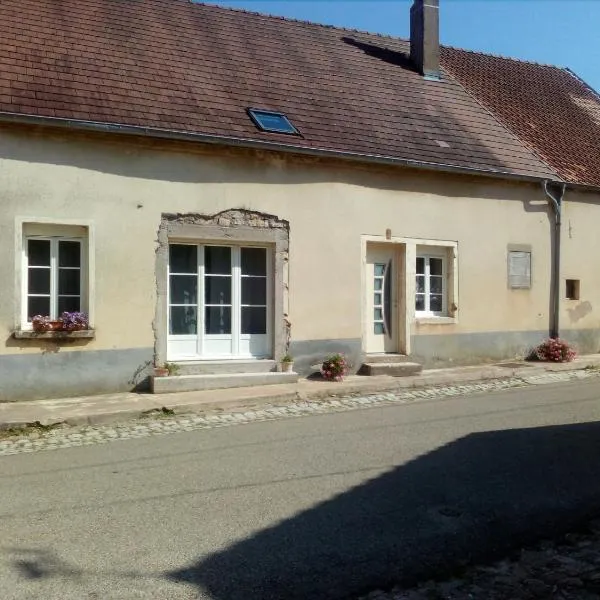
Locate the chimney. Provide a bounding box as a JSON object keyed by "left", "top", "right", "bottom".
{"left": 410, "top": 0, "right": 440, "bottom": 80}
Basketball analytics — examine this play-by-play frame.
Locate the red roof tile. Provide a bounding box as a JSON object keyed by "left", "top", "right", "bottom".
{"left": 0, "top": 0, "right": 570, "bottom": 183}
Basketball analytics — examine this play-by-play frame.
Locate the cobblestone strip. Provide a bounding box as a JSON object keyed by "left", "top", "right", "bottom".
{"left": 0, "top": 370, "right": 596, "bottom": 457}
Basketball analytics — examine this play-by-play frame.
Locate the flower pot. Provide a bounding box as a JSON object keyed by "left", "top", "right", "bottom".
{"left": 33, "top": 320, "right": 64, "bottom": 332}
{"left": 154, "top": 367, "right": 169, "bottom": 377}
{"left": 281, "top": 361, "right": 294, "bottom": 373}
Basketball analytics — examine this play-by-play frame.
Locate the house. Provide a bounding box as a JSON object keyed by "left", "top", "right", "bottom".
{"left": 1, "top": 0, "right": 599, "bottom": 401}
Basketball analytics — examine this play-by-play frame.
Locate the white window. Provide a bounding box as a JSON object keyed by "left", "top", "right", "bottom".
{"left": 416, "top": 254, "right": 446, "bottom": 316}
{"left": 23, "top": 237, "right": 85, "bottom": 323}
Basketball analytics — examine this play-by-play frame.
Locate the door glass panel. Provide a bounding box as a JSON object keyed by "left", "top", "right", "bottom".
{"left": 374, "top": 292, "right": 382, "bottom": 305}
{"left": 374, "top": 308, "right": 383, "bottom": 321}
{"left": 169, "top": 245, "right": 197, "bottom": 274}
{"left": 28, "top": 269, "right": 51, "bottom": 294}
{"left": 205, "top": 306, "right": 231, "bottom": 334}
{"left": 28, "top": 296, "right": 50, "bottom": 319}
{"left": 170, "top": 306, "right": 198, "bottom": 334}
{"left": 374, "top": 264, "right": 385, "bottom": 277}
{"left": 205, "top": 246, "right": 231, "bottom": 275}
{"left": 374, "top": 322, "right": 385, "bottom": 335}
{"left": 205, "top": 276, "right": 232, "bottom": 304}
{"left": 28, "top": 240, "right": 51, "bottom": 266}
{"left": 241, "top": 306, "right": 266, "bottom": 334}
{"left": 59, "top": 269, "right": 81, "bottom": 295}
{"left": 241, "top": 248, "right": 266, "bottom": 276}
{"left": 374, "top": 279, "right": 383, "bottom": 291}
{"left": 59, "top": 241, "right": 81, "bottom": 268}
{"left": 170, "top": 275, "right": 197, "bottom": 304}
{"left": 383, "top": 260, "right": 392, "bottom": 338}
{"left": 242, "top": 277, "right": 266, "bottom": 306}
{"left": 58, "top": 296, "right": 81, "bottom": 314}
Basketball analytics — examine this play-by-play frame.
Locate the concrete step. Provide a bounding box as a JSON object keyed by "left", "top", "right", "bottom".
{"left": 173, "top": 360, "right": 276, "bottom": 376}
{"left": 152, "top": 371, "right": 299, "bottom": 394}
{"left": 364, "top": 353, "right": 413, "bottom": 364}
{"left": 360, "top": 362, "right": 423, "bottom": 377}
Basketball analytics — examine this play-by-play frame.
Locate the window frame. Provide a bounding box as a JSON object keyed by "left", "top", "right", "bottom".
{"left": 21, "top": 234, "right": 87, "bottom": 329}
{"left": 415, "top": 253, "right": 448, "bottom": 318}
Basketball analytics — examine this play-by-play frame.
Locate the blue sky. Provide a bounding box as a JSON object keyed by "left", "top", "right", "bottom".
{"left": 209, "top": 1, "right": 600, "bottom": 91}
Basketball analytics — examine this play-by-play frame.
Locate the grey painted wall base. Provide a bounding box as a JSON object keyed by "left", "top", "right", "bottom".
{"left": 0, "top": 348, "right": 153, "bottom": 402}
{"left": 411, "top": 328, "right": 600, "bottom": 369}
{"left": 289, "top": 338, "right": 363, "bottom": 376}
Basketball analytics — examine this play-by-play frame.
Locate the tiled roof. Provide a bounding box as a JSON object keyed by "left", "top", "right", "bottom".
{"left": 442, "top": 47, "right": 600, "bottom": 188}
{"left": 0, "top": 0, "right": 567, "bottom": 183}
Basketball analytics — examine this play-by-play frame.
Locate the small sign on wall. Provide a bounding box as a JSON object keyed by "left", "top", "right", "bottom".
{"left": 508, "top": 250, "right": 531, "bottom": 289}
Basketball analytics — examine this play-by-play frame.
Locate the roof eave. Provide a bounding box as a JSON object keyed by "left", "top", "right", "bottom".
{"left": 0, "top": 111, "right": 561, "bottom": 186}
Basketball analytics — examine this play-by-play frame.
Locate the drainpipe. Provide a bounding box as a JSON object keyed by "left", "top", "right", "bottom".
{"left": 543, "top": 180, "right": 566, "bottom": 339}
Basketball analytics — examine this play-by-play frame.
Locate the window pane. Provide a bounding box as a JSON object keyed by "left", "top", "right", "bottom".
{"left": 170, "top": 275, "right": 197, "bottom": 305}
{"left": 374, "top": 264, "right": 385, "bottom": 277}
{"left": 28, "top": 269, "right": 50, "bottom": 294}
{"left": 169, "top": 245, "right": 197, "bottom": 274}
{"left": 59, "top": 241, "right": 81, "bottom": 268}
{"left": 430, "top": 295, "right": 443, "bottom": 312}
{"left": 28, "top": 296, "right": 50, "bottom": 319}
{"left": 430, "top": 258, "right": 443, "bottom": 276}
{"left": 205, "top": 306, "right": 231, "bottom": 334}
{"left": 28, "top": 240, "right": 51, "bottom": 267}
{"left": 374, "top": 322, "right": 384, "bottom": 335}
{"left": 205, "top": 246, "right": 231, "bottom": 275}
{"left": 170, "top": 306, "right": 197, "bottom": 335}
{"left": 374, "top": 279, "right": 383, "bottom": 291}
{"left": 416, "top": 275, "right": 425, "bottom": 294}
{"left": 430, "top": 276, "right": 443, "bottom": 294}
{"left": 58, "top": 296, "right": 81, "bottom": 314}
{"left": 374, "top": 292, "right": 382, "bottom": 306}
{"left": 416, "top": 257, "right": 425, "bottom": 275}
{"left": 205, "top": 276, "right": 231, "bottom": 304}
{"left": 241, "top": 306, "right": 266, "bottom": 334}
{"left": 242, "top": 277, "right": 266, "bottom": 306}
{"left": 416, "top": 294, "right": 425, "bottom": 311}
{"left": 59, "top": 269, "right": 81, "bottom": 296}
{"left": 241, "top": 248, "right": 267, "bottom": 276}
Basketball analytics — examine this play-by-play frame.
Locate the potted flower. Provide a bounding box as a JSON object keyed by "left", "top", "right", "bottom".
{"left": 153, "top": 364, "right": 169, "bottom": 377}
{"left": 281, "top": 353, "right": 294, "bottom": 373}
{"left": 321, "top": 353, "right": 348, "bottom": 381}
{"left": 32, "top": 315, "right": 62, "bottom": 332}
{"left": 60, "top": 311, "right": 89, "bottom": 331}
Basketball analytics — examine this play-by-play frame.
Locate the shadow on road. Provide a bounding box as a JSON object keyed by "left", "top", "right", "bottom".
{"left": 166, "top": 420, "right": 600, "bottom": 599}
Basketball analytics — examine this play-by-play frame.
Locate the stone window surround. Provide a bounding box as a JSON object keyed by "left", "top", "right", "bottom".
{"left": 154, "top": 210, "right": 289, "bottom": 367}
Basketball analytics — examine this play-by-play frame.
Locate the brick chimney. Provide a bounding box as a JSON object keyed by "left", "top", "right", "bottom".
{"left": 410, "top": 0, "right": 440, "bottom": 80}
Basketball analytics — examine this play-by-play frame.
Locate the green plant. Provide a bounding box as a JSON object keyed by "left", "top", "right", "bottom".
{"left": 281, "top": 353, "right": 293, "bottom": 363}
{"left": 165, "top": 362, "right": 180, "bottom": 376}
{"left": 321, "top": 353, "right": 348, "bottom": 381}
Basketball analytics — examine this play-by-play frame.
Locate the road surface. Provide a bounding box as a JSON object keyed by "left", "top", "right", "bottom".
{"left": 2, "top": 378, "right": 600, "bottom": 599}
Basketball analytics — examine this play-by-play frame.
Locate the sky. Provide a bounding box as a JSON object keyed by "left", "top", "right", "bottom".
{"left": 209, "top": 1, "right": 600, "bottom": 91}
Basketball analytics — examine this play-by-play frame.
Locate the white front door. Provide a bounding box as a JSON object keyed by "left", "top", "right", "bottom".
{"left": 366, "top": 245, "right": 399, "bottom": 354}
{"left": 167, "top": 244, "right": 271, "bottom": 360}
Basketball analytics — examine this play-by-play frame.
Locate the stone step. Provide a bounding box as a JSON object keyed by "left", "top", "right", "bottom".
{"left": 152, "top": 371, "right": 298, "bottom": 394}
{"left": 360, "top": 362, "right": 423, "bottom": 377}
{"left": 173, "top": 360, "right": 276, "bottom": 376}
{"left": 364, "top": 353, "right": 413, "bottom": 364}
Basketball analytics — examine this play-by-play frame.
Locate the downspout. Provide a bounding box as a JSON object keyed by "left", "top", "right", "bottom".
{"left": 543, "top": 180, "right": 566, "bottom": 339}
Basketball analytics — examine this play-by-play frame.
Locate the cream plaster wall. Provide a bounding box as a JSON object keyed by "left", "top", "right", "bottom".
{"left": 0, "top": 126, "right": 568, "bottom": 359}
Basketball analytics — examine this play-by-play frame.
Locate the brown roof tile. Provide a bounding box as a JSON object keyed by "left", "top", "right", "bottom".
{"left": 0, "top": 0, "right": 567, "bottom": 182}
{"left": 441, "top": 47, "right": 600, "bottom": 187}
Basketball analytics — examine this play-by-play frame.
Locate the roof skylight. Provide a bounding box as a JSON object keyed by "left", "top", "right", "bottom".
{"left": 247, "top": 108, "right": 299, "bottom": 135}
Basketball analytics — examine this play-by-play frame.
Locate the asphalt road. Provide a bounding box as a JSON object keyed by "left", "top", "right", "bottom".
{"left": 2, "top": 379, "right": 600, "bottom": 600}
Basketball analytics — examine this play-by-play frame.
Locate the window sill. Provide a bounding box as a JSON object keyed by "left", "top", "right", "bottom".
{"left": 415, "top": 316, "right": 457, "bottom": 325}
{"left": 13, "top": 329, "right": 96, "bottom": 340}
